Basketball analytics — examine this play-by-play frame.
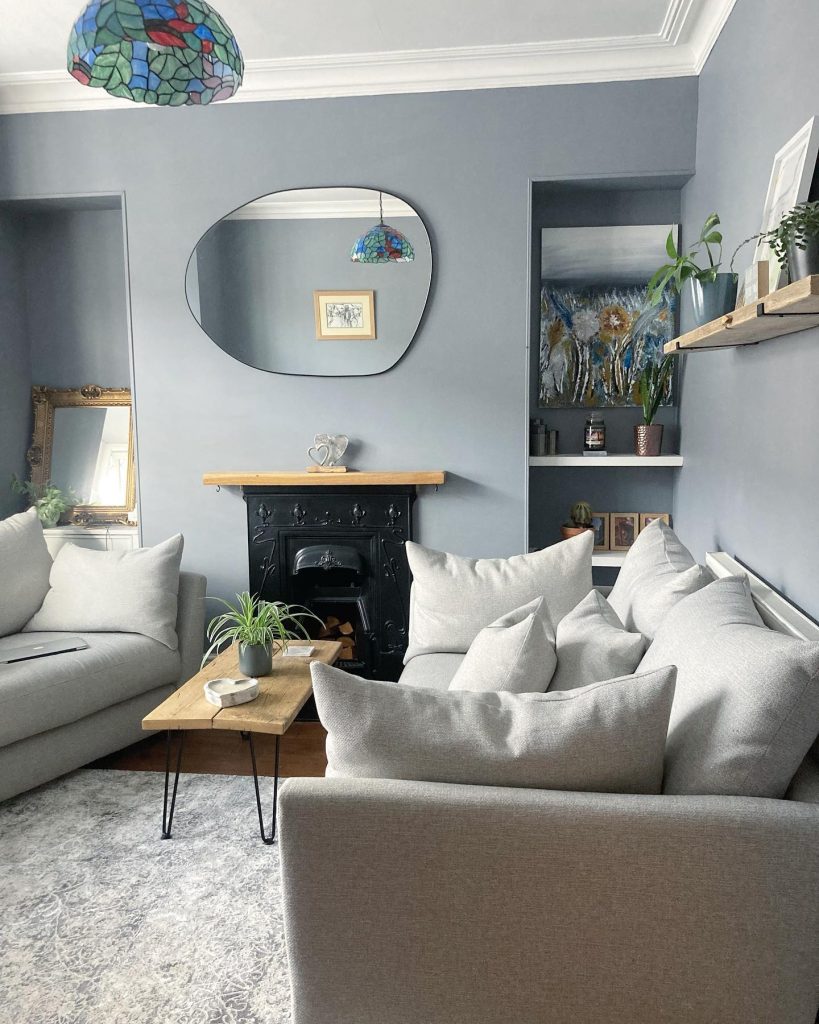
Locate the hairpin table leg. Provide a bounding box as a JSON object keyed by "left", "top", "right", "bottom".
{"left": 161, "top": 729, "right": 184, "bottom": 839}
{"left": 246, "top": 732, "right": 280, "bottom": 845}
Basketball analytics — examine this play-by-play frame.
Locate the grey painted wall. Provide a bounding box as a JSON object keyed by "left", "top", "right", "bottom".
{"left": 675, "top": 0, "right": 819, "bottom": 615}
{"left": 194, "top": 214, "right": 431, "bottom": 375}
{"left": 528, "top": 183, "right": 683, "bottom": 555}
{"left": 20, "top": 208, "right": 130, "bottom": 388}
{"left": 0, "top": 212, "right": 30, "bottom": 517}
{"left": 0, "top": 79, "right": 698, "bottom": 599}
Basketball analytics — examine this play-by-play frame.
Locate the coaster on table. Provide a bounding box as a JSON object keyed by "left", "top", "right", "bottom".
{"left": 284, "top": 646, "right": 316, "bottom": 657}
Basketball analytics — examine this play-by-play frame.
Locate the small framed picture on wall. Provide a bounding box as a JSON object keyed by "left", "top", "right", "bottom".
{"left": 611, "top": 513, "right": 639, "bottom": 551}
{"left": 640, "top": 512, "right": 671, "bottom": 531}
{"left": 313, "top": 290, "right": 376, "bottom": 340}
{"left": 590, "top": 512, "right": 609, "bottom": 551}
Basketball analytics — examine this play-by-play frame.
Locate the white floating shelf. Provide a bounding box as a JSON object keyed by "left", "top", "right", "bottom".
{"left": 592, "top": 551, "right": 627, "bottom": 567}
{"left": 529, "top": 455, "right": 683, "bottom": 468}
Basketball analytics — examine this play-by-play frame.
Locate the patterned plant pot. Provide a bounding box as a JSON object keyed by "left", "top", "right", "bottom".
{"left": 634, "top": 424, "right": 664, "bottom": 457}
{"left": 238, "top": 643, "right": 273, "bottom": 677}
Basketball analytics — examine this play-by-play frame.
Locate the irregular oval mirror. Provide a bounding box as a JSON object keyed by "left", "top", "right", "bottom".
{"left": 186, "top": 187, "right": 432, "bottom": 376}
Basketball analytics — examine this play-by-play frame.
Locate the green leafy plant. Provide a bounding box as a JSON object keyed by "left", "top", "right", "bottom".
{"left": 638, "top": 357, "right": 674, "bottom": 425}
{"left": 646, "top": 214, "right": 725, "bottom": 305}
{"left": 765, "top": 200, "right": 819, "bottom": 270}
{"left": 10, "top": 476, "right": 78, "bottom": 526}
{"left": 202, "top": 592, "right": 322, "bottom": 666}
{"left": 564, "top": 501, "right": 593, "bottom": 530}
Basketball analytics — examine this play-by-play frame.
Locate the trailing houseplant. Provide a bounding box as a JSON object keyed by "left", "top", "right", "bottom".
{"left": 766, "top": 200, "right": 819, "bottom": 280}
{"left": 634, "top": 357, "right": 674, "bottom": 457}
{"left": 203, "top": 592, "right": 323, "bottom": 677}
{"left": 561, "top": 500, "right": 593, "bottom": 541}
{"left": 10, "top": 475, "right": 78, "bottom": 527}
{"left": 646, "top": 213, "right": 737, "bottom": 327}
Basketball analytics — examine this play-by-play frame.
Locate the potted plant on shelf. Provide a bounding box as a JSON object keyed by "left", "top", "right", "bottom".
{"left": 10, "top": 476, "right": 78, "bottom": 527}
{"left": 647, "top": 213, "right": 737, "bottom": 328}
{"left": 766, "top": 200, "right": 819, "bottom": 281}
{"left": 203, "top": 592, "right": 323, "bottom": 677}
{"left": 634, "top": 356, "right": 674, "bottom": 457}
{"left": 561, "top": 501, "right": 594, "bottom": 541}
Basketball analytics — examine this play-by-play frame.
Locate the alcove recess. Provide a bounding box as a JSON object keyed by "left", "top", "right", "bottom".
{"left": 528, "top": 174, "right": 689, "bottom": 584}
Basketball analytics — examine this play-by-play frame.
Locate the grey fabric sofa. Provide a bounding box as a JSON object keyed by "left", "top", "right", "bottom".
{"left": 0, "top": 570, "right": 206, "bottom": 803}
{"left": 280, "top": 659, "right": 819, "bottom": 1023}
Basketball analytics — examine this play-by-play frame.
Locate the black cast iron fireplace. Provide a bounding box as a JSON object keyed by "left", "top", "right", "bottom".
{"left": 243, "top": 485, "right": 416, "bottom": 681}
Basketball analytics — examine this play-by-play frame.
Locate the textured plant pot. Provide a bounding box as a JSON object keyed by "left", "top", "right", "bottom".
{"left": 560, "top": 526, "right": 593, "bottom": 541}
{"left": 634, "top": 424, "right": 664, "bottom": 457}
{"left": 681, "top": 273, "right": 738, "bottom": 328}
{"left": 238, "top": 642, "right": 272, "bottom": 677}
{"left": 787, "top": 236, "right": 819, "bottom": 281}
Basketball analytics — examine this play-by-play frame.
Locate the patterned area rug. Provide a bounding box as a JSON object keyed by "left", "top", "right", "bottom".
{"left": 0, "top": 769, "right": 292, "bottom": 1024}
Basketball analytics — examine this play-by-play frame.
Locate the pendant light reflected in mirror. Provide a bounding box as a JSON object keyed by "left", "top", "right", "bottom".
{"left": 67, "top": 0, "right": 243, "bottom": 106}
{"left": 350, "top": 192, "right": 416, "bottom": 263}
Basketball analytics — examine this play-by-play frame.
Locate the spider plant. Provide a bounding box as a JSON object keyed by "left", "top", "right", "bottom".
{"left": 202, "top": 592, "right": 322, "bottom": 670}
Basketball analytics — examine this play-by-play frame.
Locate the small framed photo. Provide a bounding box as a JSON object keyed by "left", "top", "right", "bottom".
{"left": 734, "top": 261, "right": 770, "bottom": 310}
{"left": 640, "top": 512, "right": 671, "bottom": 532}
{"left": 313, "top": 290, "right": 376, "bottom": 340}
{"left": 611, "top": 513, "right": 639, "bottom": 551}
{"left": 590, "top": 512, "right": 609, "bottom": 551}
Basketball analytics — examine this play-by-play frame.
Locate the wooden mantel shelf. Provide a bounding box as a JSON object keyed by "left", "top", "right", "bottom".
{"left": 665, "top": 275, "right": 819, "bottom": 354}
{"left": 203, "top": 470, "right": 446, "bottom": 487}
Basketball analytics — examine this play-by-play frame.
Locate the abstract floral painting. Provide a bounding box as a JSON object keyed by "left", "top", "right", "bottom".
{"left": 538, "top": 283, "right": 675, "bottom": 409}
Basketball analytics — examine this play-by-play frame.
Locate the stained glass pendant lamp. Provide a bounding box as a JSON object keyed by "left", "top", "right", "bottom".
{"left": 67, "top": 1, "right": 244, "bottom": 106}
{"left": 350, "top": 192, "right": 415, "bottom": 263}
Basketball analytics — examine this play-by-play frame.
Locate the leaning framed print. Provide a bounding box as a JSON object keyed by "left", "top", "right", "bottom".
{"left": 590, "top": 512, "right": 610, "bottom": 551}
{"left": 640, "top": 512, "right": 671, "bottom": 531}
{"left": 313, "top": 290, "right": 376, "bottom": 340}
{"left": 753, "top": 117, "right": 819, "bottom": 290}
{"left": 611, "top": 512, "right": 639, "bottom": 551}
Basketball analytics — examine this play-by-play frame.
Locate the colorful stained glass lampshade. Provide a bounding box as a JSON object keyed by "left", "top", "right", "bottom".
{"left": 350, "top": 193, "right": 415, "bottom": 263}
{"left": 67, "top": 1, "right": 244, "bottom": 106}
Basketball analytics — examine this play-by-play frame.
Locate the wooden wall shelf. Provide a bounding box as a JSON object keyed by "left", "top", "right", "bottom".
{"left": 530, "top": 455, "right": 682, "bottom": 468}
{"left": 203, "top": 471, "right": 445, "bottom": 487}
{"left": 665, "top": 275, "right": 819, "bottom": 354}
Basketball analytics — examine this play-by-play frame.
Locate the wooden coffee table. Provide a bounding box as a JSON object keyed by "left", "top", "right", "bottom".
{"left": 142, "top": 640, "right": 341, "bottom": 844}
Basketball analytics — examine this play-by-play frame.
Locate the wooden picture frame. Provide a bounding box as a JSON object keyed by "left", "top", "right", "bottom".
{"left": 590, "top": 512, "right": 609, "bottom": 551}
{"left": 313, "top": 290, "right": 376, "bottom": 340}
{"left": 640, "top": 512, "right": 671, "bottom": 532}
{"left": 734, "top": 261, "right": 770, "bottom": 310}
{"left": 610, "top": 512, "right": 639, "bottom": 551}
{"left": 27, "top": 384, "right": 136, "bottom": 527}
{"left": 753, "top": 117, "right": 819, "bottom": 290}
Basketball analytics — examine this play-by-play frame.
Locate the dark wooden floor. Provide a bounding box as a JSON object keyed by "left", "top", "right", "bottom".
{"left": 88, "top": 722, "right": 328, "bottom": 777}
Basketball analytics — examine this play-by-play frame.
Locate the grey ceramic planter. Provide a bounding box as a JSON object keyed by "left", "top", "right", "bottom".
{"left": 238, "top": 642, "right": 273, "bottom": 677}
{"left": 787, "top": 236, "right": 819, "bottom": 281}
{"left": 682, "top": 273, "right": 738, "bottom": 328}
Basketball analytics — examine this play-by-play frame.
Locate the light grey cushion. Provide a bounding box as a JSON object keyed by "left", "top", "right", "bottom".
{"left": 448, "top": 597, "right": 556, "bottom": 693}
{"left": 607, "top": 520, "right": 710, "bottom": 640}
{"left": 399, "top": 653, "right": 464, "bottom": 691}
{"left": 549, "top": 590, "right": 645, "bottom": 692}
{"left": 312, "top": 661, "right": 676, "bottom": 794}
{"left": 25, "top": 534, "right": 184, "bottom": 650}
{"left": 404, "top": 532, "right": 593, "bottom": 661}
{"left": 0, "top": 509, "right": 52, "bottom": 638}
{"left": 0, "top": 630, "right": 181, "bottom": 747}
{"left": 639, "top": 575, "right": 819, "bottom": 798}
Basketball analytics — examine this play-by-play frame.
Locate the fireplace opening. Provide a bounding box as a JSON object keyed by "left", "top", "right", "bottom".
{"left": 291, "top": 544, "right": 371, "bottom": 674}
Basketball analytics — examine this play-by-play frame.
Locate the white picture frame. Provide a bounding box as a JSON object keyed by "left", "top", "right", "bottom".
{"left": 754, "top": 117, "right": 819, "bottom": 291}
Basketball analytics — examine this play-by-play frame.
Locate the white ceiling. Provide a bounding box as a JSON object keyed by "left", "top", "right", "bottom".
{"left": 0, "top": 0, "right": 736, "bottom": 114}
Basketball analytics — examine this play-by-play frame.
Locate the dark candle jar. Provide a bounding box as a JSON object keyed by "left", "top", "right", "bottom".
{"left": 584, "top": 415, "right": 606, "bottom": 452}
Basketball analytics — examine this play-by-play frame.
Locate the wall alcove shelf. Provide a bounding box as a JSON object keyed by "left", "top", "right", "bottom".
{"left": 665, "top": 275, "right": 819, "bottom": 353}
{"left": 203, "top": 471, "right": 445, "bottom": 488}
{"left": 529, "top": 455, "right": 683, "bottom": 468}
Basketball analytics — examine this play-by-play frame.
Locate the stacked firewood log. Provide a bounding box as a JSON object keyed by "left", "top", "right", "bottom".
{"left": 318, "top": 616, "right": 356, "bottom": 660}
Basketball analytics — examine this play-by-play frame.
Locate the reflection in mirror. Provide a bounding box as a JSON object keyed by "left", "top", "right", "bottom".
{"left": 51, "top": 406, "right": 131, "bottom": 506}
{"left": 186, "top": 187, "right": 432, "bottom": 376}
{"left": 27, "top": 385, "right": 136, "bottom": 526}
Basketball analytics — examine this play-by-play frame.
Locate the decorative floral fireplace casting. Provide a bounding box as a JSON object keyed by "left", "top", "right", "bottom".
{"left": 243, "top": 485, "right": 416, "bottom": 681}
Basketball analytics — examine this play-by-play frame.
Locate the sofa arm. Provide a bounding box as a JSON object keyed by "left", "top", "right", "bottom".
{"left": 175, "top": 570, "right": 206, "bottom": 683}
{"left": 279, "top": 777, "right": 819, "bottom": 1024}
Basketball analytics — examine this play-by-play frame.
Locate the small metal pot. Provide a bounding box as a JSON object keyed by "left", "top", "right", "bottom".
{"left": 787, "top": 236, "right": 819, "bottom": 281}
{"left": 238, "top": 642, "right": 273, "bottom": 677}
{"left": 682, "top": 273, "right": 738, "bottom": 328}
{"left": 634, "top": 424, "right": 664, "bottom": 457}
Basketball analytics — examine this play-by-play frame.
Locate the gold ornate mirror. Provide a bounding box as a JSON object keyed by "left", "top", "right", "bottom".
{"left": 27, "top": 385, "right": 136, "bottom": 526}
